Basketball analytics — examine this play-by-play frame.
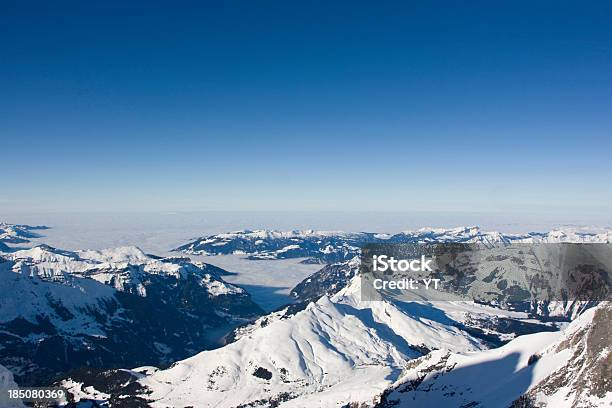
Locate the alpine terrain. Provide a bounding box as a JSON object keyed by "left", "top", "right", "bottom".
{"left": 0, "top": 223, "right": 609, "bottom": 407}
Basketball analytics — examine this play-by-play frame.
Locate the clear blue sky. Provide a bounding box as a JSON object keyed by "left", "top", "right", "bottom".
{"left": 1, "top": 1, "right": 611, "bottom": 213}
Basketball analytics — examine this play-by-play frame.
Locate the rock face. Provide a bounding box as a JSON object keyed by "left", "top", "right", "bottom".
{"left": 512, "top": 303, "right": 611, "bottom": 407}
{"left": 290, "top": 257, "right": 361, "bottom": 302}
{"left": 0, "top": 244, "right": 263, "bottom": 385}
{"left": 375, "top": 302, "right": 611, "bottom": 408}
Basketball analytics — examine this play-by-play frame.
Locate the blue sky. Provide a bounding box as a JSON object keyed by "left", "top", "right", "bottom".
{"left": 1, "top": 1, "right": 611, "bottom": 214}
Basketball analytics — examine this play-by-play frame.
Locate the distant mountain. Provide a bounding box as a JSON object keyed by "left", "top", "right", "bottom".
{"left": 0, "top": 222, "right": 48, "bottom": 249}
{"left": 174, "top": 229, "right": 379, "bottom": 263}
{"left": 374, "top": 302, "right": 611, "bottom": 408}
{"left": 0, "top": 243, "right": 263, "bottom": 385}
{"left": 176, "top": 227, "right": 611, "bottom": 263}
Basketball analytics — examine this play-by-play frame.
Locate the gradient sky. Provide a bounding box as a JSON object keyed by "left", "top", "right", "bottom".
{"left": 1, "top": 1, "right": 611, "bottom": 214}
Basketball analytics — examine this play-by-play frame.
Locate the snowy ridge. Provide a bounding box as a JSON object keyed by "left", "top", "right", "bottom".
{"left": 0, "top": 223, "right": 48, "bottom": 251}
{"left": 0, "top": 242, "right": 262, "bottom": 385}
{"left": 0, "top": 222, "right": 48, "bottom": 243}
{"left": 214, "top": 229, "right": 364, "bottom": 239}
{"left": 3, "top": 244, "right": 243, "bottom": 296}
{"left": 175, "top": 229, "right": 373, "bottom": 264}
{"left": 176, "top": 226, "right": 612, "bottom": 263}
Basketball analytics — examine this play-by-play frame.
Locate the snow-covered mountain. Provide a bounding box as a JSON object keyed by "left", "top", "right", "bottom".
{"left": 174, "top": 229, "right": 377, "bottom": 264}
{"left": 375, "top": 302, "right": 611, "bottom": 408}
{"left": 59, "top": 275, "right": 564, "bottom": 407}
{"left": 0, "top": 222, "right": 48, "bottom": 251}
{"left": 1, "top": 223, "right": 610, "bottom": 406}
{"left": 176, "top": 227, "right": 612, "bottom": 263}
{"left": 0, "top": 242, "right": 262, "bottom": 386}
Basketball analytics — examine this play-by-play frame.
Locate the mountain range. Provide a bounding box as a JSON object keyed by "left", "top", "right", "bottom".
{"left": 0, "top": 223, "right": 610, "bottom": 407}
{"left": 176, "top": 227, "right": 611, "bottom": 263}
{"left": 0, "top": 225, "right": 262, "bottom": 386}
{"left": 58, "top": 275, "right": 609, "bottom": 408}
